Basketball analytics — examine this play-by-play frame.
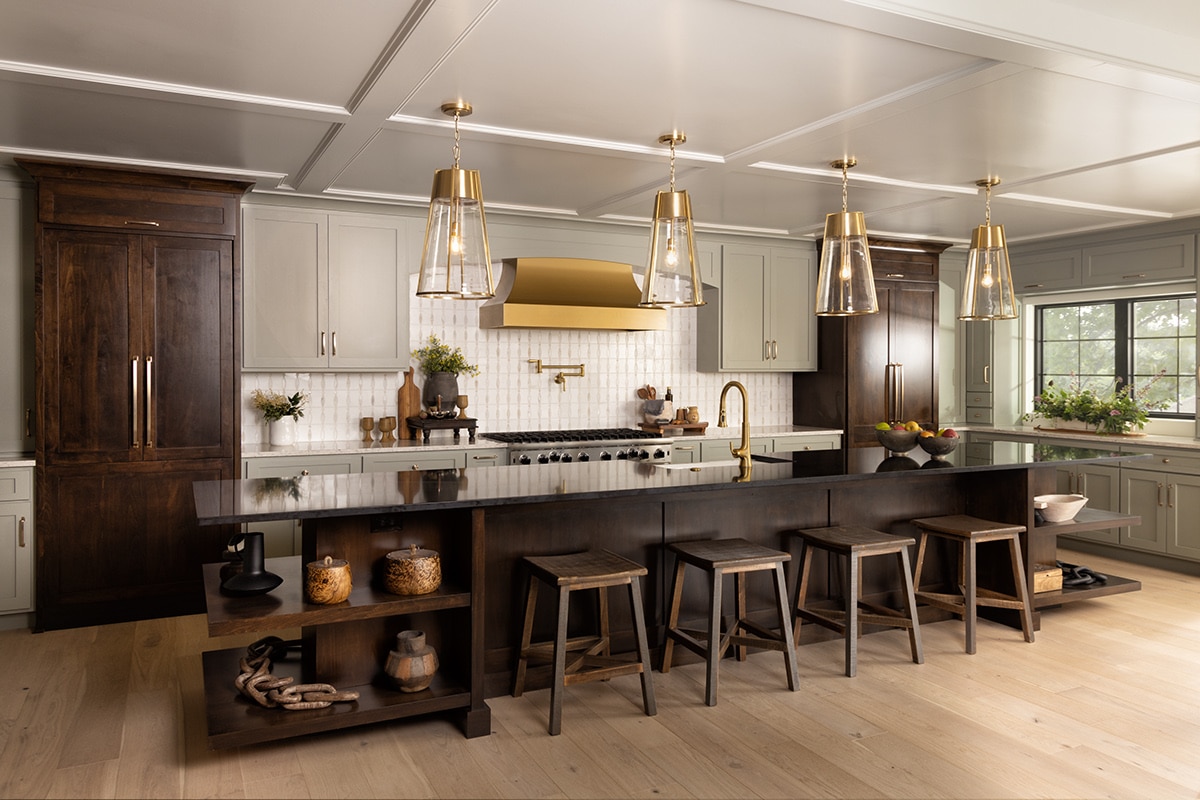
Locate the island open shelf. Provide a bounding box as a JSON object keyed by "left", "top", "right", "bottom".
{"left": 1029, "top": 507, "right": 1142, "bottom": 608}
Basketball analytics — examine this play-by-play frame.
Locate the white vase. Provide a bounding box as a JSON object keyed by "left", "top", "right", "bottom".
{"left": 268, "top": 417, "right": 296, "bottom": 447}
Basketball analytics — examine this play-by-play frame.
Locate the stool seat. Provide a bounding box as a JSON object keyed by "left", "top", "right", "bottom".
{"left": 661, "top": 538, "right": 798, "bottom": 706}
{"left": 911, "top": 515, "right": 1034, "bottom": 654}
{"left": 789, "top": 526, "right": 923, "bottom": 677}
{"left": 512, "top": 549, "right": 656, "bottom": 735}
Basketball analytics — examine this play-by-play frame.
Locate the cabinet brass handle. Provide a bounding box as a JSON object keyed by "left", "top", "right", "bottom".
{"left": 18, "top": 517, "right": 24, "bottom": 548}
{"left": 1157, "top": 482, "right": 1164, "bottom": 507}
{"left": 885, "top": 272, "right": 904, "bottom": 278}
{"left": 772, "top": 340, "right": 779, "bottom": 359}
{"left": 763, "top": 340, "right": 770, "bottom": 361}
{"left": 675, "top": 445, "right": 695, "bottom": 451}
{"left": 144, "top": 356, "right": 154, "bottom": 448}
{"left": 123, "top": 220, "right": 161, "bottom": 227}
{"left": 983, "top": 365, "right": 990, "bottom": 385}
{"left": 1168, "top": 483, "right": 1175, "bottom": 509}
{"left": 1162, "top": 458, "right": 1171, "bottom": 464}
{"left": 320, "top": 331, "right": 327, "bottom": 356}
{"left": 471, "top": 454, "right": 499, "bottom": 461}
{"left": 1024, "top": 283, "right": 1044, "bottom": 288}
{"left": 331, "top": 331, "right": 337, "bottom": 357}
{"left": 1121, "top": 273, "right": 1147, "bottom": 280}
{"left": 131, "top": 357, "right": 141, "bottom": 448}
{"left": 25, "top": 408, "right": 31, "bottom": 439}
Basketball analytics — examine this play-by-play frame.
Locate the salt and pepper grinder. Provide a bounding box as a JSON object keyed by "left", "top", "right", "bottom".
{"left": 662, "top": 386, "right": 674, "bottom": 423}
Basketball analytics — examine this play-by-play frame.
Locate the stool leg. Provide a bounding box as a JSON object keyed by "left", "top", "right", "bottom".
{"left": 549, "top": 585, "right": 571, "bottom": 735}
{"left": 734, "top": 571, "right": 748, "bottom": 662}
{"left": 912, "top": 532, "right": 930, "bottom": 592}
{"left": 844, "top": 552, "right": 859, "bottom": 677}
{"left": 896, "top": 546, "right": 924, "bottom": 665}
{"left": 660, "top": 558, "right": 687, "bottom": 673}
{"left": 513, "top": 575, "right": 538, "bottom": 697}
{"left": 705, "top": 568, "right": 723, "bottom": 707}
{"left": 772, "top": 561, "right": 799, "bottom": 691}
{"left": 598, "top": 582, "right": 611, "bottom": 658}
{"left": 791, "top": 541, "right": 813, "bottom": 643}
{"left": 627, "top": 575, "right": 657, "bottom": 717}
{"left": 963, "top": 539, "right": 978, "bottom": 655}
{"left": 1006, "top": 535, "right": 1036, "bottom": 643}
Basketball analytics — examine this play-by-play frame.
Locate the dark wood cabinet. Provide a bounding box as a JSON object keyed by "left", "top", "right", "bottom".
{"left": 793, "top": 239, "right": 947, "bottom": 447}
{"left": 19, "top": 158, "right": 250, "bottom": 630}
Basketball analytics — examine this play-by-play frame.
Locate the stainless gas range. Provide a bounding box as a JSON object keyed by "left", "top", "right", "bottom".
{"left": 481, "top": 428, "right": 673, "bottom": 465}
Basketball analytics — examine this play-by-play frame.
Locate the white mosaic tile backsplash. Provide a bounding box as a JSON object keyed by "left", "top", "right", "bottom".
{"left": 242, "top": 277, "right": 794, "bottom": 444}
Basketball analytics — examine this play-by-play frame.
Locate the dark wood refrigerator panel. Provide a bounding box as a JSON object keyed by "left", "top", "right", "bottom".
{"left": 20, "top": 157, "right": 251, "bottom": 630}
{"left": 794, "top": 240, "right": 946, "bottom": 448}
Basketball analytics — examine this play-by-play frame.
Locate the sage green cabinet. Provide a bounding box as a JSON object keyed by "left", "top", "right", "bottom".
{"left": 0, "top": 467, "right": 34, "bottom": 614}
{"left": 243, "top": 206, "right": 408, "bottom": 371}
{"left": 0, "top": 182, "right": 33, "bottom": 454}
{"left": 1010, "top": 234, "right": 1194, "bottom": 294}
{"left": 697, "top": 243, "right": 817, "bottom": 372}
{"left": 1119, "top": 450, "right": 1200, "bottom": 560}
{"left": 1054, "top": 462, "right": 1121, "bottom": 545}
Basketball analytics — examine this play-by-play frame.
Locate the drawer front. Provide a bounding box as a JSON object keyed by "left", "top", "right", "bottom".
{"left": 1121, "top": 449, "right": 1200, "bottom": 475}
{"left": 244, "top": 456, "right": 359, "bottom": 478}
{"left": 966, "top": 392, "right": 991, "bottom": 407}
{"left": 0, "top": 468, "right": 32, "bottom": 502}
{"left": 965, "top": 407, "right": 994, "bottom": 424}
{"left": 773, "top": 435, "right": 840, "bottom": 452}
{"left": 465, "top": 448, "right": 507, "bottom": 468}
{"left": 39, "top": 179, "right": 240, "bottom": 235}
{"left": 363, "top": 453, "right": 464, "bottom": 472}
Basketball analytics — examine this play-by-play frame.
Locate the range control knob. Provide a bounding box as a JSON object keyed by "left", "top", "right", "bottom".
{"left": 653, "top": 449, "right": 667, "bottom": 460}
{"left": 518, "top": 454, "right": 531, "bottom": 465}
{"left": 549, "top": 452, "right": 561, "bottom": 462}
{"left": 537, "top": 454, "right": 550, "bottom": 464}
{"left": 616, "top": 450, "right": 629, "bottom": 460}
{"left": 560, "top": 453, "right": 573, "bottom": 463}
{"left": 638, "top": 449, "right": 650, "bottom": 460}
{"left": 578, "top": 452, "right": 591, "bottom": 462}
{"left": 599, "top": 451, "right": 612, "bottom": 461}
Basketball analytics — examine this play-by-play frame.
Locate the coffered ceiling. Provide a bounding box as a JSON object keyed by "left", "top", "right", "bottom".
{"left": 3, "top": 0, "right": 1200, "bottom": 246}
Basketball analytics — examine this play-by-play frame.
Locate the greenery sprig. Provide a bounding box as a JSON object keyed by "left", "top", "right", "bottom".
{"left": 1022, "top": 371, "right": 1167, "bottom": 435}
{"left": 412, "top": 334, "right": 480, "bottom": 377}
{"left": 251, "top": 389, "right": 308, "bottom": 422}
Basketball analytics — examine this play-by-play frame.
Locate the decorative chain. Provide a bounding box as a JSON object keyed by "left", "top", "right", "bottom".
{"left": 668, "top": 137, "right": 677, "bottom": 192}
{"left": 452, "top": 110, "right": 462, "bottom": 168}
{"left": 984, "top": 181, "right": 992, "bottom": 226}
{"left": 841, "top": 161, "right": 849, "bottom": 214}
{"left": 234, "top": 641, "right": 359, "bottom": 711}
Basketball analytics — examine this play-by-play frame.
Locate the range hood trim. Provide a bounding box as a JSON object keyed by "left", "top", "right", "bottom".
{"left": 478, "top": 257, "right": 668, "bottom": 331}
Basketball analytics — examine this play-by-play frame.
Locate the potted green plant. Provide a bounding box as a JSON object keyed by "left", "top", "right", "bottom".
{"left": 251, "top": 388, "right": 308, "bottom": 446}
{"left": 1021, "top": 371, "right": 1166, "bottom": 435}
{"left": 412, "top": 334, "right": 479, "bottom": 414}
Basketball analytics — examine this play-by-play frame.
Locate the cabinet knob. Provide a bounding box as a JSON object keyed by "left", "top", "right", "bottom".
{"left": 300, "top": 469, "right": 310, "bottom": 476}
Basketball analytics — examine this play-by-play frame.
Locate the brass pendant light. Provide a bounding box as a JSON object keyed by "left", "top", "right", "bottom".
{"left": 959, "top": 177, "right": 1017, "bottom": 320}
{"left": 640, "top": 132, "right": 704, "bottom": 308}
{"left": 416, "top": 101, "right": 495, "bottom": 300}
{"left": 815, "top": 158, "right": 878, "bottom": 316}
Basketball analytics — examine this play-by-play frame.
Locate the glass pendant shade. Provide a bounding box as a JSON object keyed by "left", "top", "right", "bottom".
{"left": 641, "top": 189, "right": 704, "bottom": 307}
{"left": 815, "top": 210, "right": 878, "bottom": 316}
{"left": 416, "top": 166, "right": 494, "bottom": 299}
{"left": 960, "top": 223, "right": 1017, "bottom": 319}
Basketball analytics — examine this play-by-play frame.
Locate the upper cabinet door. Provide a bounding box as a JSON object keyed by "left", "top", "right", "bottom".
{"left": 40, "top": 230, "right": 141, "bottom": 465}
{"left": 242, "top": 206, "right": 328, "bottom": 370}
{"left": 141, "top": 236, "right": 234, "bottom": 461}
{"left": 717, "top": 245, "right": 771, "bottom": 371}
{"left": 326, "top": 213, "right": 408, "bottom": 370}
{"left": 768, "top": 247, "right": 817, "bottom": 371}
{"left": 242, "top": 205, "right": 409, "bottom": 372}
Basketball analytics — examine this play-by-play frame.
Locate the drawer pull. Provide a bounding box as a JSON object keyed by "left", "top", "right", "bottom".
{"left": 300, "top": 469, "right": 310, "bottom": 476}
{"left": 1121, "top": 273, "right": 1147, "bottom": 280}
{"left": 124, "top": 220, "right": 161, "bottom": 227}
{"left": 1161, "top": 458, "right": 1171, "bottom": 464}
{"left": 1024, "top": 283, "right": 1044, "bottom": 288}
{"left": 471, "top": 454, "right": 498, "bottom": 461}
{"left": 18, "top": 517, "right": 24, "bottom": 548}
{"left": 885, "top": 273, "right": 905, "bottom": 278}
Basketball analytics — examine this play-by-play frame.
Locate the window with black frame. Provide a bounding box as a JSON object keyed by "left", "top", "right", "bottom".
{"left": 1034, "top": 294, "right": 1196, "bottom": 418}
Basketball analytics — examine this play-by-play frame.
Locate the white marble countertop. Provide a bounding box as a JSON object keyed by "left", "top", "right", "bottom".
{"left": 242, "top": 425, "right": 844, "bottom": 459}
{"left": 0, "top": 453, "right": 34, "bottom": 468}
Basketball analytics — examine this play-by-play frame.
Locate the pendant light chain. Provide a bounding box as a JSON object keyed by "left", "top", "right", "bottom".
{"left": 841, "top": 160, "right": 849, "bottom": 214}
{"left": 451, "top": 110, "right": 462, "bottom": 169}
{"left": 984, "top": 181, "right": 992, "bottom": 226}
{"left": 668, "top": 137, "right": 677, "bottom": 192}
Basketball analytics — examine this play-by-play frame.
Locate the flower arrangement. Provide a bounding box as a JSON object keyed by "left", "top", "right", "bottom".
{"left": 412, "top": 334, "right": 479, "bottom": 377}
{"left": 1022, "top": 371, "right": 1167, "bottom": 435}
{"left": 251, "top": 389, "right": 308, "bottom": 422}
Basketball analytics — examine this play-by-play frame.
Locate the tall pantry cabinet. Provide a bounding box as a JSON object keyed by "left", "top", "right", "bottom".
{"left": 18, "top": 159, "right": 252, "bottom": 630}
{"left": 793, "top": 239, "right": 948, "bottom": 448}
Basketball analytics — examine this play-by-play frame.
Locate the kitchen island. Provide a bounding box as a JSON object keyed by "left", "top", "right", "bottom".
{"left": 193, "top": 438, "right": 1143, "bottom": 748}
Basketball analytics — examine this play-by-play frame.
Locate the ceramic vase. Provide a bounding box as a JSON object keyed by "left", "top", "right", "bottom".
{"left": 268, "top": 416, "right": 296, "bottom": 447}
{"left": 384, "top": 630, "right": 439, "bottom": 692}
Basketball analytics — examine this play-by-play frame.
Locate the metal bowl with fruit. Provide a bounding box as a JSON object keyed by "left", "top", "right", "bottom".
{"left": 874, "top": 421, "right": 921, "bottom": 454}
{"left": 917, "top": 428, "right": 960, "bottom": 459}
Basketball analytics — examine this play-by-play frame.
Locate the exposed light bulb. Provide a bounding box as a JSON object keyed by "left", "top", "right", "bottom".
{"left": 665, "top": 237, "right": 678, "bottom": 267}
{"left": 839, "top": 238, "right": 853, "bottom": 280}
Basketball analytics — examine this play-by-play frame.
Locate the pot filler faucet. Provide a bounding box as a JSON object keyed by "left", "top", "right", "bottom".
{"left": 718, "top": 380, "right": 752, "bottom": 471}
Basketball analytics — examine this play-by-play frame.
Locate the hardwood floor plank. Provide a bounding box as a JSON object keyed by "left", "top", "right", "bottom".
{"left": 115, "top": 689, "right": 184, "bottom": 798}
{"left": 57, "top": 623, "right": 135, "bottom": 768}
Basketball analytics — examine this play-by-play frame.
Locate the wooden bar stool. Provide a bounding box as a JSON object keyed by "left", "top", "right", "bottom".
{"left": 512, "top": 550, "right": 656, "bottom": 735}
{"left": 789, "top": 525, "right": 923, "bottom": 677}
{"left": 661, "top": 538, "right": 798, "bottom": 706}
{"left": 911, "top": 515, "right": 1035, "bottom": 654}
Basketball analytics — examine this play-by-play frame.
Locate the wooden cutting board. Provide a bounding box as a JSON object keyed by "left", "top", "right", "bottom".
{"left": 397, "top": 368, "right": 420, "bottom": 439}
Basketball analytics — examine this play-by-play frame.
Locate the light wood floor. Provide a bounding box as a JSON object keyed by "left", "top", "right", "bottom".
{"left": 2, "top": 548, "right": 1199, "bottom": 799}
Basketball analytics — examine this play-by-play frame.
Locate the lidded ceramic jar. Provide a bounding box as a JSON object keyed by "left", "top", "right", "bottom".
{"left": 384, "top": 544, "right": 441, "bottom": 595}
{"left": 305, "top": 555, "right": 352, "bottom": 604}
{"left": 384, "top": 630, "right": 439, "bottom": 692}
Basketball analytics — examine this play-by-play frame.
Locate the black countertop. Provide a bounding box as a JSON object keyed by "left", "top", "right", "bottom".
{"left": 194, "top": 436, "right": 1141, "bottom": 526}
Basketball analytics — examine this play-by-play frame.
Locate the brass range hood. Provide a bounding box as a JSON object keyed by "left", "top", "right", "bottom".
{"left": 478, "top": 258, "right": 668, "bottom": 330}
